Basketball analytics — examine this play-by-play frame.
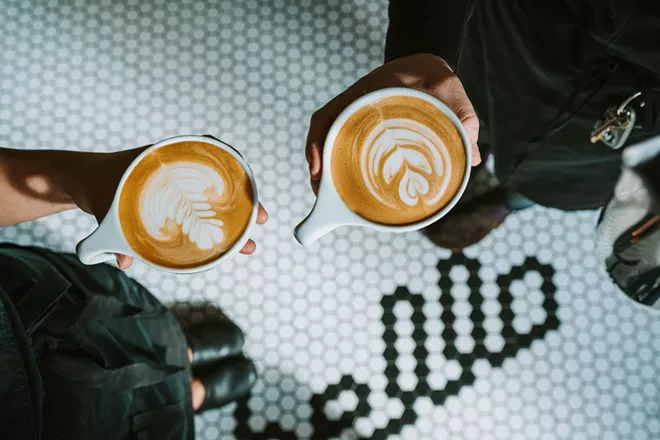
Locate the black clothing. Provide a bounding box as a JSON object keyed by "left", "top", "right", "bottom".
{"left": 387, "top": 0, "right": 660, "bottom": 210}
{"left": 0, "top": 245, "right": 193, "bottom": 440}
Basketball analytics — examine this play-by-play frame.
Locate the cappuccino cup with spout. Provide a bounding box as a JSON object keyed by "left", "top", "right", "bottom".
{"left": 294, "top": 88, "right": 472, "bottom": 245}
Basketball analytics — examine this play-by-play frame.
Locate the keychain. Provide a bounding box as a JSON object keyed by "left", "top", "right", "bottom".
{"left": 590, "top": 91, "right": 644, "bottom": 149}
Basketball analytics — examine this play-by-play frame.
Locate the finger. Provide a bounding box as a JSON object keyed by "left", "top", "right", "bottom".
{"left": 310, "top": 178, "right": 320, "bottom": 196}
{"left": 256, "top": 203, "right": 269, "bottom": 224}
{"left": 308, "top": 142, "right": 322, "bottom": 180}
{"left": 459, "top": 113, "right": 481, "bottom": 167}
{"left": 240, "top": 239, "right": 256, "bottom": 255}
{"left": 305, "top": 92, "right": 354, "bottom": 181}
{"left": 191, "top": 379, "right": 206, "bottom": 412}
{"left": 470, "top": 142, "right": 482, "bottom": 166}
{"left": 462, "top": 118, "right": 480, "bottom": 148}
{"left": 116, "top": 254, "right": 134, "bottom": 270}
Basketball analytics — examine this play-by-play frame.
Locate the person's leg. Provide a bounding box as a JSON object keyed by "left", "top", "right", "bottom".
{"left": 423, "top": 182, "right": 535, "bottom": 251}
{"left": 423, "top": 186, "right": 510, "bottom": 250}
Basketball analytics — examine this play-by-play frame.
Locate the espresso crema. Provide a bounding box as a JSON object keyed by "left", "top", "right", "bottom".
{"left": 119, "top": 141, "right": 253, "bottom": 269}
{"left": 331, "top": 95, "right": 467, "bottom": 225}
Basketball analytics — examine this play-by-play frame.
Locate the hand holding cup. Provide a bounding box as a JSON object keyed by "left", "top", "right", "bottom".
{"left": 296, "top": 54, "right": 479, "bottom": 245}
{"left": 74, "top": 136, "right": 268, "bottom": 272}
{"left": 305, "top": 53, "right": 482, "bottom": 195}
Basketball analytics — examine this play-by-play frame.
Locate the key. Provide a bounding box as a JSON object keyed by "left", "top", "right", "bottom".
{"left": 590, "top": 108, "right": 631, "bottom": 145}
{"left": 590, "top": 92, "right": 643, "bottom": 149}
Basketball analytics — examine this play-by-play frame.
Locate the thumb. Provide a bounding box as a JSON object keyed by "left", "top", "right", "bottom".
{"left": 115, "top": 254, "right": 134, "bottom": 270}
{"left": 461, "top": 114, "right": 481, "bottom": 166}
{"left": 436, "top": 75, "right": 481, "bottom": 166}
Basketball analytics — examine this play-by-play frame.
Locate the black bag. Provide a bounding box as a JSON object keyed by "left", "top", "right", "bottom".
{"left": 0, "top": 245, "right": 194, "bottom": 440}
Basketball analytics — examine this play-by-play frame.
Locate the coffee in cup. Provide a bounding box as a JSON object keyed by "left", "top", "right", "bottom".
{"left": 331, "top": 95, "right": 467, "bottom": 225}
{"left": 118, "top": 140, "right": 254, "bottom": 269}
{"left": 294, "top": 88, "right": 471, "bottom": 245}
{"left": 76, "top": 136, "right": 258, "bottom": 273}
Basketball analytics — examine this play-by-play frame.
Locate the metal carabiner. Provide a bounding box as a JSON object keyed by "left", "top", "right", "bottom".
{"left": 590, "top": 91, "right": 645, "bottom": 149}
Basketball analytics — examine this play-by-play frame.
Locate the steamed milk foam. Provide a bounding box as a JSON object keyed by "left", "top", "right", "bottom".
{"left": 119, "top": 141, "right": 253, "bottom": 269}
{"left": 331, "top": 95, "right": 466, "bottom": 225}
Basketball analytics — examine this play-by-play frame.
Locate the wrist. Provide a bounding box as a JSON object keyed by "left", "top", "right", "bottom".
{"left": 66, "top": 146, "right": 147, "bottom": 218}
{"left": 57, "top": 151, "right": 100, "bottom": 213}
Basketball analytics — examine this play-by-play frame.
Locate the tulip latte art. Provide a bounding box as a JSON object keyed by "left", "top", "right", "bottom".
{"left": 119, "top": 141, "right": 253, "bottom": 269}
{"left": 331, "top": 95, "right": 467, "bottom": 225}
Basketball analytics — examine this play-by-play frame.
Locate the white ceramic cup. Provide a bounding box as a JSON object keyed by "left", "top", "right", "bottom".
{"left": 76, "top": 135, "right": 260, "bottom": 274}
{"left": 294, "top": 87, "right": 472, "bottom": 246}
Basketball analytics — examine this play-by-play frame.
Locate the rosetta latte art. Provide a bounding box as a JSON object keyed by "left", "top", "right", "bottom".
{"left": 361, "top": 118, "right": 451, "bottom": 208}
{"left": 331, "top": 95, "right": 466, "bottom": 225}
{"left": 140, "top": 162, "right": 227, "bottom": 250}
{"left": 119, "top": 140, "right": 253, "bottom": 269}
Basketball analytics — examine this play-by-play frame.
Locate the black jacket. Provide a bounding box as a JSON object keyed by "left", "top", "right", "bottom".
{"left": 386, "top": 0, "right": 660, "bottom": 209}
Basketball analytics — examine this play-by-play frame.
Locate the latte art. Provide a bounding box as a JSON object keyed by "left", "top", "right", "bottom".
{"left": 361, "top": 118, "right": 450, "bottom": 208}
{"left": 331, "top": 95, "right": 467, "bottom": 225}
{"left": 119, "top": 141, "right": 254, "bottom": 269}
{"left": 141, "top": 162, "right": 227, "bottom": 251}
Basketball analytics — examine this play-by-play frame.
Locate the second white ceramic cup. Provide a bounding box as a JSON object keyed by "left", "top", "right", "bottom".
{"left": 76, "top": 135, "right": 260, "bottom": 274}
{"left": 294, "top": 88, "right": 472, "bottom": 246}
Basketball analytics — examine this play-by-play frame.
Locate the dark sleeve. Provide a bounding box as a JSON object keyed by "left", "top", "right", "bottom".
{"left": 385, "top": 0, "right": 478, "bottom": 70}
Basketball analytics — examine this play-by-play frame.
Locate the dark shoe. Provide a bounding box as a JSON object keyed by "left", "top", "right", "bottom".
{"left": 424, "top": 187, "right": 511, "bottom": 250}
{"left": 196, "top": 356, "right": 257, "bottom": 413}
{"left": 185, "top": 320, "right": 245, "bottom": 368}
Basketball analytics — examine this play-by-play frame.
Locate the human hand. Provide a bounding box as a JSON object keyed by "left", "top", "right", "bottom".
{"left": 72, "top": 146, "right": 269, "bottom": 270}
{"left": 305, "top": 53, "right": 481, "bottom": 195}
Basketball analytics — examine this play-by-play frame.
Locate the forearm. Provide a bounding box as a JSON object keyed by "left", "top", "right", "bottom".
{"left": 0, "top": 148, "right": 95, "bottom": 226}
{"left": 385, "top": 0, "right": 478, "bottom": 69}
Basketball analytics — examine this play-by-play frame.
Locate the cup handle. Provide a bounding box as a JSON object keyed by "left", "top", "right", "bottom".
{"left": 294, "top": 189, "right": 356, "bottom": 245}
{"left": 76, "top": 215, "right": 132, "bottom": 265}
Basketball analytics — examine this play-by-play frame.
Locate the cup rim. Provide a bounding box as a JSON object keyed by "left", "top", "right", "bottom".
{"left": 108, "top": 134, "right": 259, "bottom": 274}
{"left": 320, "top": 87, "right": 473, "bottom": 232}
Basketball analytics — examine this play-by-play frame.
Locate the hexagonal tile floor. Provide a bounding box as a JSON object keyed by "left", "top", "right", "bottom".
{"left": 1, "top": 1, "right": 659, "bottom": 439}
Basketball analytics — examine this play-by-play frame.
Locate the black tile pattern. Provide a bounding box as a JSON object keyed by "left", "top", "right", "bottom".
{"left": 233, "top": 253, "right": 559, "bottom": 439}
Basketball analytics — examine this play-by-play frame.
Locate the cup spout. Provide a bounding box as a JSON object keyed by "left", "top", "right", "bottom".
{"left": 294, "top": 187, "right": 360, "bottom": 246}
{"left": 76, "top": 214, "right": 132, "bottom": 265}
{"left": 294, "top": 206, "right": 344, "bottom": 246}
